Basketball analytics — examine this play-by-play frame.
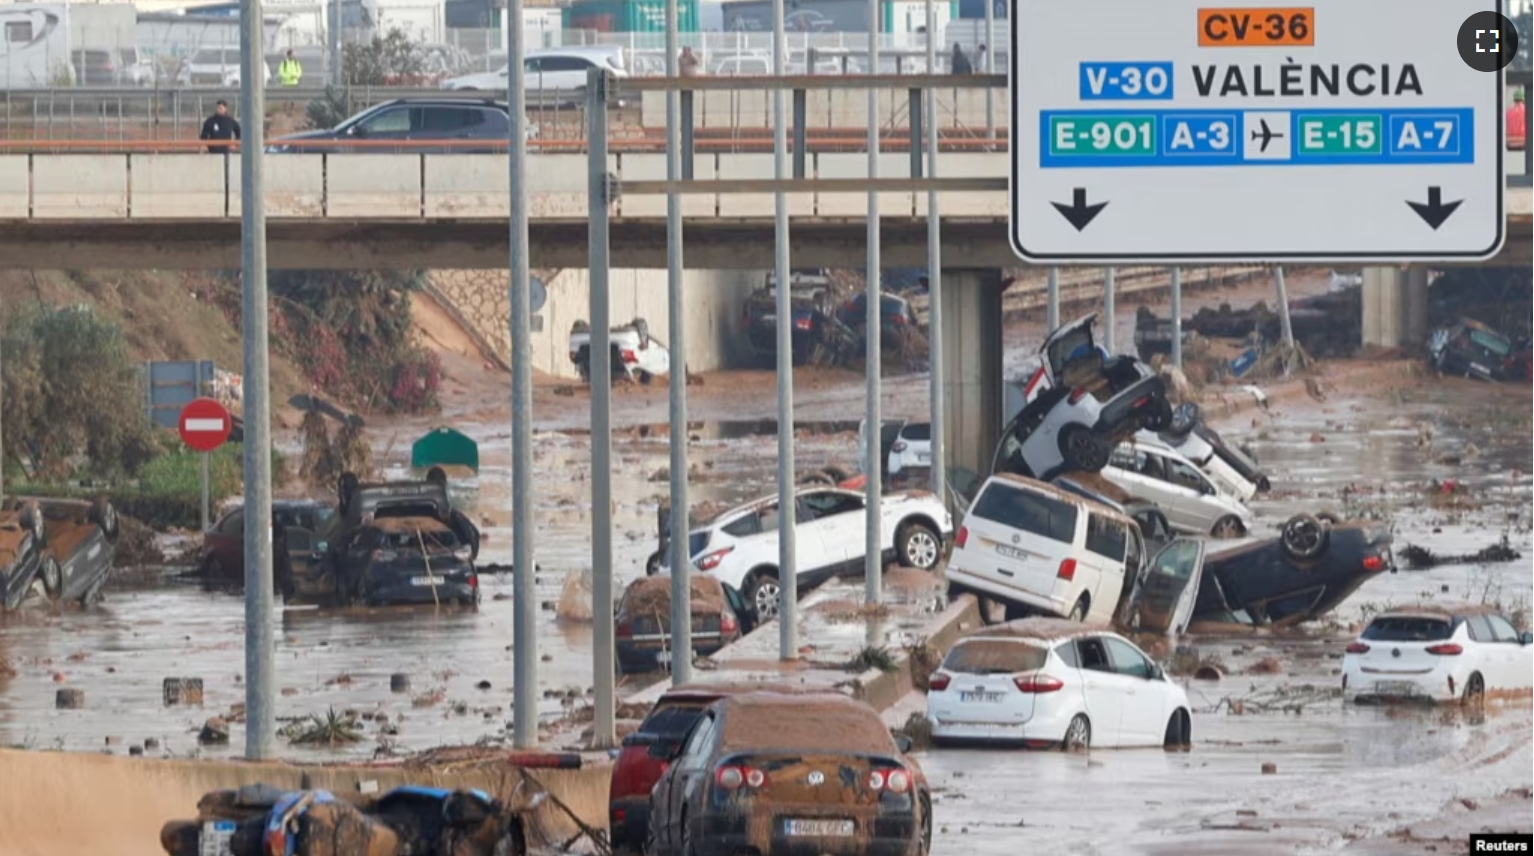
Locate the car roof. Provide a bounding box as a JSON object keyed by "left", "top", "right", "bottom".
{"left": 983, "top": 473, "right": 1133, "bottom": 525}
{"left": 659, "top": 682, "right": 825, "bottom": 703}
{"left": 530, "top": 45, "right": 622, "bottom": 56}
{"left": 1372, "top": 602, "right": 1505, "bottom": 621}
{"left": 372, "top": 97, "right": 507, "bottom": 110}
{"left": 968, "top": 617, "right": 1116, "bottom": 643}
{"left": 705, "top": 485, "right": 876, "bottom": 528}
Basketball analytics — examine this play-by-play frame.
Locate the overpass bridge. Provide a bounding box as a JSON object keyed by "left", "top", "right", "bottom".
{"left": 0, "top": 149, "right": 1528, "bottom": 269}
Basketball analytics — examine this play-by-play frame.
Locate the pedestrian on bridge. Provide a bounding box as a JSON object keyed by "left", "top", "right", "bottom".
{"left": 200, "top": 100, "right": 241, "bottom": 153}
{"left": 679, "top": 46, "right": 701, "bottom": 77}
{"left": 951, "top": 43, "right": 973, "bottom": 75}
{"left": 278, "top": 50, "right": 303, "bottom": 87}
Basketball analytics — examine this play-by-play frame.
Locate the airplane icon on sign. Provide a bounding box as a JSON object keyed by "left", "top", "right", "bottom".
{"left": 1250, "top": 118, "right": 1285, "bottom": 153}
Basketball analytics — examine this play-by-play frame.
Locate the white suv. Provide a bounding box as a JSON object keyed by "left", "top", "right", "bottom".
{"left": 1102, "top": 439, "right": 1254, "bottom": 538}
{"left": 659, "top": 485, "right": 952, "bottom": 620}
{"left": 947, "top": 474, "right": 1144, "bottom": 624}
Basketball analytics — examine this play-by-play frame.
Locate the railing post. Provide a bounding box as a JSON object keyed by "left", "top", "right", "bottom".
{"left": 680, "top": 88, "right": 695, "bottom": 181}
{"left": 908, "top": 88, "right": 923, "bottom": 179}
{"left": 792, "top": 89, "right": 808, "bottom": 179}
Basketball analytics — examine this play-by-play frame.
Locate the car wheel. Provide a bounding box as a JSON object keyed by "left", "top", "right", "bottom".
{"left": 1210, "top": 515, "right": 1246, "bottom": 539}
{"left": 1163, "top": 709, "right": 1191, "bottom": 749}
{"left": 898, "top": 522, "right": 942, "bottom": 570}
{"left": 746, "top": 571, "right": 781, "bottom": 622}
{"left": 1067, "top": 595, "right": 1089, "bottom": 622}
{"left": 40, "top": 556, "right": 63, "bottom": 599}
{"left": 1255, "top": 475, "right": 1273, "bottom": 493}
{"left": 1280, "top": 513, "right": 1329, "bottom": 561}
{"left": 1166, "top": 402, "right": 1200, "bottom": 438}
{"left": 1462, "top": 672, "right": 1485, "bottom": 709}
{"left": 918, "top": 796, "right": 933, "bottom": 855}
{"left": 1058, "top": 425, "right": 1111, "bottom": 472}
{"left": 20, "top": 501, "right": 44, "bottom": 545}
{"left": 1062, "top": 714, "right": 1091, "bottom": 752}
{"left": 638, "top": 371, "right": 654, "bottom": 386}
{"left": 799, "top": 470, "right": 835, "bottom": 486}
{"left": 80, "top": 573, "right": 108, "bottom": 608}
{"left": 89, "top": 499, "right": 120, "bottom": 542}
{"left": 645, "top": 551, "right": 662, "bottom": 576}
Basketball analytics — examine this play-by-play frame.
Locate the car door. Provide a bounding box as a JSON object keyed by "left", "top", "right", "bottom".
{"left": 1482, "top": 614, "right": 1524, "bottom": 688}
{"left": 1162, "top": 454, "right": 1224, "bottom": 533}
{"left": 1102, "top": 636, "right": 1166, "bottom": 745}
{"left": 794, "top": 489, "right": 865, "bottom": 576}
{"left": 666, "top": 711, "right": 718, "bottom": 849}
{"left": 1127, "top": 539, "right": 1207, "bottom": 635}
{"left": 1072, "top": 636, "right": 1125, "bottom": 747}
{"left": 352, "top": 104, "right": 414, "bottom": 152}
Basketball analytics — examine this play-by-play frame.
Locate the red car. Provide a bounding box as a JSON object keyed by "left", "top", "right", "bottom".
{"left": 198, "top": 500, "right": 337, "bottom": 597}
{"left": 608, "top": 683, "right": 809, "bottom": 854}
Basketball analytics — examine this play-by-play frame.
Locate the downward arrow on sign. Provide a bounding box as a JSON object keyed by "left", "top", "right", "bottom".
{"left": 1406, "top": 187, "right": 1463, "bottom": 230}
{"left": 1051, "top": 188, "right": 1108, "bottom": 232}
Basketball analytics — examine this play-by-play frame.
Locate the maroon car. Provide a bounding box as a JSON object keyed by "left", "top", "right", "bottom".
{"left": 199, "top": 500, "right": 337, "bottom": 597}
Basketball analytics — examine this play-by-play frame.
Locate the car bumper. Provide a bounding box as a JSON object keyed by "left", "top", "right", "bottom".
{"left": 690, "top": 809, "right": 918, "bottom": 856}
{"left": 362, "top": 579, "right": 479, "bottom": 606}
{"left": 609, "top": 798, "right": 650, "bottom": 852}
{"left": 946, "top": 566, "right": 1069, "bottom": 616}
{"left": 616, "top": 638, "right": 729, "bottom": 674}
{"left": 927, "top": 711, "right": 1073, "bottom": 746}
{"left": 1344, "top": 672, "right": 1459, "bottom": 703}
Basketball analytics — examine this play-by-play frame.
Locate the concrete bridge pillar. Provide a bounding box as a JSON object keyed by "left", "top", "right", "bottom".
{"left": 939, "top": 269, "right": 1005, "bottom": 479}
{"left": 1361, "top": 267, "right": 1430, "bottom": 349}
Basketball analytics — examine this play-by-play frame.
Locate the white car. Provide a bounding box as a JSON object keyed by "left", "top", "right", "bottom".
{"left": 1102, "top": 440, "right": 1254, "bottom": 538}
{"left": 993, "top": 314, "right": 1172, "bottom": 480}
{"left": 927, "top": 620, "right": 1192, "bottom": 749}
{"left": 1342, "top": 604, "right": 1534, "bottom": 705}
{"left": 659, "top": 485, "right": 952, "bottom": 620}
{"left": 178, "top": 47, "right": 270, "bottom": 87}
{"left": 442, "top": 46, "right": 628, "bottom": 104}
{"left": 569, "top": 318, "right": 670, "bottom": 384}
{"left": 946, "top": 474, "right": 1144, "bottom": 624}
{"left": 1144, "top": 403, "right": 1271, "bottom": 499}
{"left": 858, "top": 419, "right": 932, "bottom": 481}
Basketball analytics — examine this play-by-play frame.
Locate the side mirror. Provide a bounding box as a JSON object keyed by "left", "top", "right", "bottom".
{"left": 1148, "top": 664, "right": 1164, "bottom": 681}
{"left": 1521, "top": 631, "right": 1533, "bottom": 646}
{"left": 894, "top": 735, "right": 914, "bottom": 754}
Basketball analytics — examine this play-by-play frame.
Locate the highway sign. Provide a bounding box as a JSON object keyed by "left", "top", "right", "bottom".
{"left": 1009, "top": 0, "right": 1505, "bottom": 264}
{"left": 178, "top": 398, "right": 232, "bottom": 453}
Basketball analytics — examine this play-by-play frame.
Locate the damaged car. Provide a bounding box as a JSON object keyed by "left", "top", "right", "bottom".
{"left": 1427, "top": 318, "right": 1530, "bottom": 382}
{"left": 646, "top": 691, "right": 931, "bottom": 856}
{"left": 997, "top": 313, "right": 1172, "bottom": 479}
{"left": 1194, "top": 512, "right": 1394, "bottom": 625}
{"left": 1102, "top": 439, "right": 1255, "bottom": 538}
{"left": 1341, "top": 604, "right": 1532, "bottom": 705}
{"left": 199, "top": 499, "right": 338, "bottom": 599}
{"left": 570, "top": 317, "right": 671, "bottom": 384}
{"left": 320, "top": 474, "right": 483, "bottom": 607}
{"left": 1144, "top": 402, "right": 1271, "bottom": 498}
{"left": 614, "top": 575, "right": 753, "bottom": 675}
{"left": 927, "top": 619, "right": 1192, "bottom": 750}
{"left": 1, "top": 497, "right": 119, "bottom": 610}
{"left": 742, "top": 269, "right": 859, "bottom": 366}
{"left": 159, "top": 782, "right": 542, "bottom": 856}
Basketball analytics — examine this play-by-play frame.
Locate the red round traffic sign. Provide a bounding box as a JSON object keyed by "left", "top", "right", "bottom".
{"left": 178, "top": 397, "right": 232, "bottom": 452}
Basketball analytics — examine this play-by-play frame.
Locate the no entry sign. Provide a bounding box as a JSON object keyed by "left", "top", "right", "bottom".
{"left": 178, "top": 397, "right": 232, "bottom": 453}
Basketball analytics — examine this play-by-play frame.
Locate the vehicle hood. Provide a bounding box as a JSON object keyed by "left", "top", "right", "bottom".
{"left": 1039, "top": 312, "right": 1098, "bottom": 356}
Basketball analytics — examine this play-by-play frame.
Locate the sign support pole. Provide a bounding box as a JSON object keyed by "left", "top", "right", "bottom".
{"left": 1274, "top": 265, "right": 1295, "bottom": 373}
{"left": 1102, "top": 268, "right": 1116, "bottom": 354}
{"left": 586, "top": 70, "right": 616, "bottom": 751}
{"left": 665, "top": 0, "right": 694, "bottom": 687}
{"left": 772, "top": 0, "right": 798, "bottom": 661}
{"left": 1171, "top": 268, "right": 1184, "bottom": 369}
{"left": 863, "top": 0, "right": 883, "bottom": 609}
{"left": 201, "top": 451, "right": 211, "bottom": 533}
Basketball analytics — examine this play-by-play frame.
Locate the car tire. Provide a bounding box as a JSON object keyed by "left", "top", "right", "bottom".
{"left": 80, "top": 573, "right": 108, "bottom": 608}
{"left": 1280, "top": 513, "right": 1329, "bottom": 561}
{"left": 1163, "top": 709, "right": 1191, "bottom": 749}
{"left": 1058, "top": 425, "right": 1111, "bottom": 472}
{"left": 897, "top": 521, "right": 942, "bottom": 570}
{"left": 638, "top": 371, "right": 654, "bottom": 386}
{"left": 918, "top": 796, "right": 933, "bottom": 856}
{"left": 89, "top": 498, "right": 120, "bottom": 542}
{"left": 20, "top": 501, "right": 44, "bottom": 545}
{"left": 1067, "top": 595, "right": 1089, "bottom": 622}
{"left": 1062, "top": 714, "right": 1091, "bottom": 752}
{"left": 745, "top": 569, "right": 782, "bottom": 622}
{"left": 799, "top": 470, "right": 835, "bottom": 486}
{"left": 645, "top": 550, "right": 662, "bottom": 576}
{"left": 1210, "top": 515, "right": 1246, "bottom": 539}
{"left": 40, "top": 555, "right": 63, "bottom": 599}
{"left": 1165, "top": 402, "right": 1201, "bottom": 439}
{"left": 1462, "top": 672, "right": 1485, "bottom": 709}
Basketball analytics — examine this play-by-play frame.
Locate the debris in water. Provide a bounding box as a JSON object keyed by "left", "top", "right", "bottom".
{"left": 56, "top": 689, "right": 85, "bottom": 709}
{"left": 556, "top": 569, "right": 595, "bottom": 623}
{"left": 1399, "top": 536, "right": 1522, "bottom": 569}
{"left": 198, "top": 717, "right": 230, "bottom": 745}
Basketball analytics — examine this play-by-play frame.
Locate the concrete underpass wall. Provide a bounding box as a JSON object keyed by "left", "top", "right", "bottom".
{"left": 429, "top": 268, "right": 765, "bottom": 378}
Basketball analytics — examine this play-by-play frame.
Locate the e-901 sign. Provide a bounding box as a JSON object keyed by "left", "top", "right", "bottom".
{"left": 1049, "top": 115, "right": 1157, "bottom": 155}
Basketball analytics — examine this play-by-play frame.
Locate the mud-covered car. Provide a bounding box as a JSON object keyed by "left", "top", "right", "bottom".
{"left": 199, "top": 499, "right": 338, "bottom": 599}
{"left": 1193, "top": 513, "right": 1394, "bottom": 625}
{"left": 322, "top": 472, "right": 483, "bottom": 607}
{"left": 1, "top": 497, "right": 119, "bottom": 609}
{"left": 647, "top": 691, "right": 931, "bottom": 856}
{"left": 1427, "top": 318, "right": 1528, "bottom": 382}
{"left": 614, "top": 575, "right": 753, "bottom": 675}
{"left": 158, "top": 782, "right": 543, "bottom": 856}
{"left": 998, "top": 314, "right": 1172, "bottom": 479}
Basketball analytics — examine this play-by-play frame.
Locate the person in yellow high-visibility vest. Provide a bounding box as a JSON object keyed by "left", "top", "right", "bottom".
{"left": 278, "top": 50, "right": 303, "bottom": 86}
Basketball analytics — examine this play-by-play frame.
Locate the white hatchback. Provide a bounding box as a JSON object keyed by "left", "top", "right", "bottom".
{"left": 927, "top": 621, "right": 1192, "bottom": 749}
{"left": 1342, "top": 605, "right": 1534, "bottom": 704}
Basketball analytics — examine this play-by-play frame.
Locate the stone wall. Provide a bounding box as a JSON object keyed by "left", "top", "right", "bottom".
{"left": 429, "top": 267, "right": 766, "bottom": 378}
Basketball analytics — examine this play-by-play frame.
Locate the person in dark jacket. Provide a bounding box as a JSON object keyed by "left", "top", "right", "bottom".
{"left": 200, "top": 100, "right": 241, "bottom": 152}
{"left": 951, "top": 43, "right": 973, "bottom": 75}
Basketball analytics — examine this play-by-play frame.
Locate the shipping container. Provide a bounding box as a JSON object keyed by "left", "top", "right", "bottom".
{"left": 881, "top": 0, "right": 955, "bottom": 33}
{"left": 956, "top": 0, "right": 1006, "bottom": 20}
{"left": 563, "top": 0, "right": 699, "bottom": 33}
{"left": 721, "top": 0, "right": 865, "bottom": 32}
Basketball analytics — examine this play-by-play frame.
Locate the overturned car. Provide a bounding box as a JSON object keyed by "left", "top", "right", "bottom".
{"left": 998, "top": 313, "right": 1172, "bottom": 480}
{"left": 1, "top": 497, "right": 119, "bottom": 610}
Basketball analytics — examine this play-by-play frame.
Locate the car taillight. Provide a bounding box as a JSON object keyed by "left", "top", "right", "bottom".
{"left": 891, "top": 314, "right": 907, "bottom": 325}
{"left": 1345, "top": 642, "right": 1370, "bottom": 654}
{"left": 721, "top": 613, "right": 738, "bottom": 634}
{"left": 1068, "top": 388, "right": 1089, "bottom": 405}
{"left": 615, "top": 619, "right": 633, "bottom": 638}
{"left": 620, "top": 349, "right": 637, "bottom": 364}
{"left": 372, "top": 550, "right": 398, "bottom": 561}
{"left": 1426, "top": 644, "right": 1463, "bottom": 656}
{"left": 955, "top": 526, "right": 968, "bottom": 549}
{"left": 1057, "top": 558, "right": 1076, "bottom": 581}
{"left": 696, "top": 547, "right": 734, "bottom": 571}
{"left": 867, "top": 768, "right": 912, "bottom": 793}
{"left": 715, "top": 765, "right": 767, "bottom": 790}
{"left": 1013, "top": 674, "right": 1064, "bottom": 693}
{"left": 1131, "top": 395, "right": 1151, "bottom": 410}
{"left": 468, "top": 573, "right": 479, "bottom": 590}
{"left": 928, "top": 672, "right": 951, "bottom": 691}
{"left": 795, "top": 316, "right": 812, "bottom": 330}
{"left": 893, "top": 440, "right": 907, "bottom": 452}
{"left": 1362, "top": 555, "right": 1386, "bottom": 572}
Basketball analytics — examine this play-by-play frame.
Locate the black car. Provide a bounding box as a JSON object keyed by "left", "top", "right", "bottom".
{"left": 324, "top": 471, "right": 483, "bottom": 607}
{"left": 742, "top": 273, "right": 856, "bottom": 366}
{"left": 1427, "top": 319, "right": 1523, "bottom": 382}
{"left": 266, "top": 98, "right": 520, "bottom": 154}
{"left": 1194, "top": 513, "right": 1394, "bottom": 625}
{"left": 836, "top": 291, "right": 920, "bottom": 337}
{"left": 1, "top": 498, "right": 119, "bottom": 610}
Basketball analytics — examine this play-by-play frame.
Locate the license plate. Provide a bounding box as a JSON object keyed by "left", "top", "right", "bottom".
{"left": 960, "top": 691, "right": 1004, "bottom": 703}
{"left": 785, "top": 819, "right": 855, "bottom": 837}
{"left": 762, "top": 314, "right": 776, "bottom": 323}
{"left": 1375, "top": 681, "right": 1417, "bottom": 695}
{"left": 917, "top": 453, "right": 930, "bottom": 463}
{"left": 996, "top": 544, "right": 1026, "bottom": 560}
{"left": 411, "top": 575, "right": 446, "bottom": 586}
{"left": 199, "top": 821, "right": 236, "bottom": 856}
{"left": 1470, "top": 362, "right": 1489, "bottom": 375}
{"left": 654, "top": 649, "right": 670, "bottom": 665}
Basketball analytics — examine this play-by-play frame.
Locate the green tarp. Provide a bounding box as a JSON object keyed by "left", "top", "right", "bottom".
{"left": 411, "top": 427, "right": 479, "bottom": 473}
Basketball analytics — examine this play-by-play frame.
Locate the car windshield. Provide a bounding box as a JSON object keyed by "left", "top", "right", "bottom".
{"left": 942, "top": 640, "right": 1047, "bottom": 674}
{"left": 1362, "top": 616, "right": 1454, "bottom": 642}
{"left": 638, "top": 700, "right": 712, "bottom": 740}
{"left": 969, "top": 482, "right": 1079, "bottom": 543}
{"left": 1468, "top": 329, "right": 1511, "bottom": 357}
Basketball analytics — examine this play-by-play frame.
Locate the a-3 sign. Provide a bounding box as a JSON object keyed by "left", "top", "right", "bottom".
{"left": 1009, "top": 0, "right": 1505, "bottom": 263}
{"left": 178, "top": 397, "right": 232, "bottom": 453}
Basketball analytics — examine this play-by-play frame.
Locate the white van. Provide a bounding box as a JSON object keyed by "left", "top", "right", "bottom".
{"left": 946, "top": 474, "right": 1143, "bottom": 624}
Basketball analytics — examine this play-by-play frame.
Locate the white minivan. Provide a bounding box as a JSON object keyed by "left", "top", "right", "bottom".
{"left": 946, "top": 474, "right": 1143, "bottom": 624}
{"left": 1102, "top": 439, "right": 1254, "bottom": 538}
